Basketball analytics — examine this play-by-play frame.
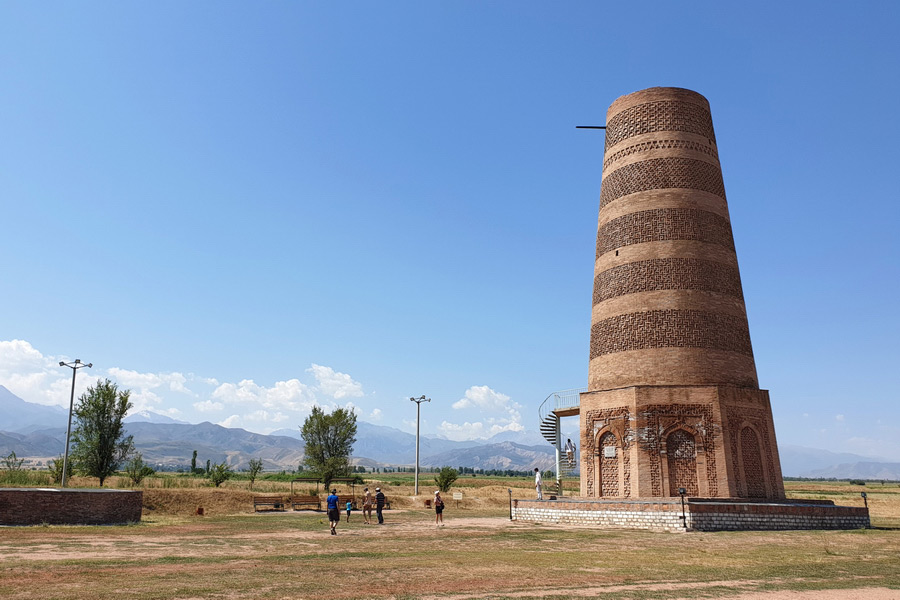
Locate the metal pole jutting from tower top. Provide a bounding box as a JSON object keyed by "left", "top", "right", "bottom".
{"left": 410, "top": 395, "right": 430, "bottom": 496}
{"left": 59, "top": 359, "right": 92, "bottom": 487}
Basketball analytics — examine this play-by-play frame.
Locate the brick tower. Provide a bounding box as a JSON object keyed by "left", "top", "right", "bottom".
{"left": 579, "top": 87, "right": 785, "bottom": 500}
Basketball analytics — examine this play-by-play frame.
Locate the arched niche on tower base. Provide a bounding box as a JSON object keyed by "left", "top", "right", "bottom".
{"left": 735, "top": 421, "right": 771, "bottom": 498}
{"left": 659, "top": 423, "right": 708, "bottom": 497}
{"left": 593, "top": 428, "right": 623, "bottom": 498}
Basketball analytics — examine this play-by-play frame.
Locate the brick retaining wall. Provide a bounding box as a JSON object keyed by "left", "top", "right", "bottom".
{"left": 512, "top": 498, "right": 869, "bottom": 532}
{"left": 0, "top": 488, "right": 143, "bottom": 525}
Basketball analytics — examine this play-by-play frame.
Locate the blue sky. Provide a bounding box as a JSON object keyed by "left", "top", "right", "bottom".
{"left": 1, "top": 2, "right": 898, "bottom": 458}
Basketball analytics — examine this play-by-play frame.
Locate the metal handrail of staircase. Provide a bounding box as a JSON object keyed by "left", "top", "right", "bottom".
{"left": 538, "top": 387, "right": 587, "bottom": 429}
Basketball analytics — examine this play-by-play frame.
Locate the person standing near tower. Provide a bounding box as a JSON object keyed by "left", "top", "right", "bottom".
{"left": 375, "top": 487, "right": 386, "bottom": 524}
{"left": 564, "top": 438, "right": 576, "bottom": 468}
{"left": 534, "top": 468, "right": 543, "bottom": 500}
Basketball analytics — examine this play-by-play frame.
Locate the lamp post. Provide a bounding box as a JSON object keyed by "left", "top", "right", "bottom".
{"left": 678, "top": 487, "right": 687, "bottom": 529}
{"left": 410, "top": 395, "right": 430, "bottom": 496}
{"left": 59, "top": 359, "right": 92, "bottom": 487}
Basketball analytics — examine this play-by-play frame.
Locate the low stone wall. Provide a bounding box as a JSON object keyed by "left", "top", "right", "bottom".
{"left": 0, "top": 488, "right": 143, "bottom": 526}
{"left": 687, "top": 500, "right": 869, "bottom": 531}
{"left": 512, "top": 497, "right": 869, "bottom": 532}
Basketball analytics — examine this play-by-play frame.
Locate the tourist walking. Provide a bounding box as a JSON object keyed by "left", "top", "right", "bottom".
{"left": 326, "top": 488, "right": 340, "bottom": 535}
{"left": 534, "top": 468, "right": 543, "bottom": 500}
{"left": 375, "top": 487, "right": 386, "bottom": 524}
{"left": 433, "top": 490, "right": 444, "bottom": 527}
{"left": 362, "top": 487, "right": 372, "bottom": 524}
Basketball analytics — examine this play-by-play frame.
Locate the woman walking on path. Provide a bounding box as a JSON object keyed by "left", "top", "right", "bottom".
{"left": 433, "top": 490, "right": 445, "bottom": 527}
{"left": 362, "top": 487, "right": 372, "bottom": 524}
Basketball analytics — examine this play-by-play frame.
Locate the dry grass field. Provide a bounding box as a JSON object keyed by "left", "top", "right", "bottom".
{"left": 1, "top": 477, "right": 898, "bottom": 599}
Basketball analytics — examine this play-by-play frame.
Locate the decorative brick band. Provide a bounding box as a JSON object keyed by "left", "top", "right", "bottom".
{"left": 605, "top": 100, "right": 715, "bottom": 149}
{"left": 596, "top": 208, "right": 735, "bottom": 256}
{"left": 593, "top": 258, "right": 744, "bottom": 304}
{"left": 604, "top": 138, "right": 718, "bottom": 170}
{"left": 599, "top": 157, "right": 726, "bottom": 209}
{"left": 589, "top": 310, "right": 753, "bottom": 359}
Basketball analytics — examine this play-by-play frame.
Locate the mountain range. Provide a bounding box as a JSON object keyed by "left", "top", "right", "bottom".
{"left": 2, "top": 385, "right": 898, "bottom": 478}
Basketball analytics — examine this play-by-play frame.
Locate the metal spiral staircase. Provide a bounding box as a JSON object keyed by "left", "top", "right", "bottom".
{"left": 538, "top": 387, "right": 586, "bottom": 495}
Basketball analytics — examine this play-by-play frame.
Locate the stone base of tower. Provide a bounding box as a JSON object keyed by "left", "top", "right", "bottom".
{"left": 579, "top": 384, "right": 785, "bottom": 500}
{"left": 511, "top": 498, "right": 869, "bottom": 532}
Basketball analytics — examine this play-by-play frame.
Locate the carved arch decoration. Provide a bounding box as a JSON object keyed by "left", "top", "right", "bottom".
{"left": 583, "top": 407, "right": 631, "bottom": 498}
{"left": 596, "top": 430, "right": 621, "bottom": 497}
{"left": 662, "top": 426, "right": 700, "bottom": 496}
{"left": 736, "top": 421, "right": 769, "bottom": 498}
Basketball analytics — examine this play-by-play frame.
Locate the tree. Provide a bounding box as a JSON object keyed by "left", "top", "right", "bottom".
{"left": 434, "top": 466, "right": 458, "bottom": 492}
{"left": 3, "top": 451, "right": 24, "bottom": 471}
{"left": 124, "top": 453, "right": 155, "bottom": 486}
{"left": 208, "top": 461, "right": 232, "bottom": 487}
{"left": 191, "top": 450, "right": 198, "bottom": 473}
{"left": 300, "top": 406, "right": 357, "bottom": 488}
{"left": 247, "top": 458, "right": 263, "bottom": 490}
{"left": 70, "top": 379, "right": 134, "bottom": 486}
{"left": 48, "top": 455, "right": 65, "bottom": 484}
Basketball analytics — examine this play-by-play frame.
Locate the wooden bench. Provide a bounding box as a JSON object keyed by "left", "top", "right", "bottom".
{"left": 291, "top": 495, "right": 321, "bottom": 511}
{"left": 253, "top": 495, "right": 286, "bottom": 511}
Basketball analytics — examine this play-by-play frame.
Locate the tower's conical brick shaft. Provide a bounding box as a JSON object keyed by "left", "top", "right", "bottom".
{"left": 579, "top": 87, "right": 785, "bottom": 500}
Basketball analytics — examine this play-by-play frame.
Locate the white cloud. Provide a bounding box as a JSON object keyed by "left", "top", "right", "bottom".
{"left": 211, "top": 378, "right": 317, "bottom": 412}
{"left": 369, "top": 408, "right": 383, "bottom": 421}
{"left": 308, "top": 364, "right": 363, "bottom": 399}
{"left": 0, "top": 339, "right": 94, "bottom": 407}
{"left": 441, "top": 385, "right": 524, "bottom": 440}
{"left": 218, "top": 414, "right": 242, "bottom": 428}
{"left": 1, "top": 340, "right": 377, "bottom": 436}
{"left": 437, "top": 419, "right": 524, "bottom": 442}
{"left": 452, "top": 385, "right": 511, "bottom": 411}
{"left": 194, "top": 400, "right": 224, "bottom": 412}
{"left": 835, "top": 414, "right": 845, "bottom": 422}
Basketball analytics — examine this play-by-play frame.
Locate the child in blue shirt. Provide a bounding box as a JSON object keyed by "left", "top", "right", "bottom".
{"left": 345, "top": 500, "right": 353, "bottom": 522}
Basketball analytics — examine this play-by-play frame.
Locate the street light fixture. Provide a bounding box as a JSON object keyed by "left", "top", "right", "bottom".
{"left": 410, "top": 395, "right": 430, "bottom": 496}
{"left": 59, "top": 359, "right": 92, "bottom": 487}
{"left": 678, "top": 487, "right": 687, "bottom": 529}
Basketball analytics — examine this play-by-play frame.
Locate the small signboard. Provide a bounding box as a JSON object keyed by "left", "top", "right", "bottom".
{"left": 452, "top": 492, "right": 463, "bottom": 508}
{"left": 604, "top": 446, "right": 616, "bottom": 458}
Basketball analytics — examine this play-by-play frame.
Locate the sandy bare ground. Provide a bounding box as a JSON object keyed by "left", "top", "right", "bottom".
{"left": 2, "top": 514, "right": 898, "bottom": 599}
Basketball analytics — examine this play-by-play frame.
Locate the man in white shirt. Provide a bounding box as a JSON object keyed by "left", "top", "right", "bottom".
{"left": 534, "top": 468, "right": 543, "bottom": 500}
{"left": 564, "top": 438, "right": 576, "bottom": 468}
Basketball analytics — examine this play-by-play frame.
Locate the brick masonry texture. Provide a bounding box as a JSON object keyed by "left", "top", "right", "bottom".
{"left": 596, "top": 208, "right": 735, "bottom": 257}
{"left": 0, "top": 488, "right": 143, "bottom": 525}
{"left": 512, "top": 498, "right": 869, "bottom": 532}
{"left": 604, "top": 100, "right": 716, "bottom": 149}
{"left": 589, "top": 310, "right": 753, "bottom": 358}
{"left": 593, "top": 257, "right": 744, "bottom": 304}
{"left": 598, "top": 157, "right": 726, "bottom": 210}
{"left": 579, "top": 87, "right": 785, "bottom": 508}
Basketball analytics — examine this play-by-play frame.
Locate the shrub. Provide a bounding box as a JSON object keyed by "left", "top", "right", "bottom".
{"left": 124, "top": 453, "right": 156, "bottom": 486}
{"left": 434, "top": 467, "right": 458, "bottom": 492}
{"left": 208, "top": 462, "right": 233, "bottom": 487}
